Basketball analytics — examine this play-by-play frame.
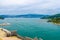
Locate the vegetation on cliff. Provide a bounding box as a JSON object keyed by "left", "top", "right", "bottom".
{"left": 47, "top": 14, "right": 60, "bottom": 24}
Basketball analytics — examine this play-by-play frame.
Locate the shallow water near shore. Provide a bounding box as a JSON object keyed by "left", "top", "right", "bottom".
{"left": 0, "top": 18, "right": 60, "bottom": 40}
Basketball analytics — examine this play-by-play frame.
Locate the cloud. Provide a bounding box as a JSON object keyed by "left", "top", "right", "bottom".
{"left": 0, "top": 0, "right": 37, "bottom": 6}
{"left": 0, "top": 0, "right": 60, "bottom": 15}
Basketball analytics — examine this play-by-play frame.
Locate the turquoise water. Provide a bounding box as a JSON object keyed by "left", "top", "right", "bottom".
{"left": 0, "top": 18, "right": 60, "bottom": 40}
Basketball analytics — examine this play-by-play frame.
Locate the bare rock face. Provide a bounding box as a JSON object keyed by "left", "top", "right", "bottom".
{"left": 11, "top": 30, "right": 17, "bottom": 36}
{"left": 25, "top": 37, "right": 33, "bottom": 40}
{"left": 33, "top": 37, "right": 38, "bottom": 40}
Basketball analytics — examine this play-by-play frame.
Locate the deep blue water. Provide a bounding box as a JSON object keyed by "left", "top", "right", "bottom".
{"left": 0, "top": 18, "right": 60, "bottom": 40}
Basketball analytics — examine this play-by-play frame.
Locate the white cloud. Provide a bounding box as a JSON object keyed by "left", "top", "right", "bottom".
{"left": 0, "top": 0, "right": 60, "bottom": 15}
{"left": 0, "top": 0, "right": 37, "bottom": 6}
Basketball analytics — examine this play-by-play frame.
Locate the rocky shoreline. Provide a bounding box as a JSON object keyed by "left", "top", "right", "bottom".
{"left": 0, "top": 28, "right": 43, "bottom": 40}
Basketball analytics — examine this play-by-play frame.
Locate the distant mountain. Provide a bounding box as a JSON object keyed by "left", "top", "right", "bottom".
{"left": 0, "top": 16, "right": 4, "bottom": 19}
{"left": 0, "top": 14, "right": 49, "bottom": 18}
{"left": 0, "top": 14, "right": 60, "bottom": 18}
{"left": 16, "top": 14, "right": 49, "bottom": 18}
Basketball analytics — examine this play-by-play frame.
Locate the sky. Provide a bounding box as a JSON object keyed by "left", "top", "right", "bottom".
{"left": 0, "top": 0, "right": 60, "bottom": 15}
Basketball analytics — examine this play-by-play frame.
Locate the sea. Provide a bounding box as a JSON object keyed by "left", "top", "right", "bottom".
{"left": 0, "top": 18, "right": 60, "bottom": 40}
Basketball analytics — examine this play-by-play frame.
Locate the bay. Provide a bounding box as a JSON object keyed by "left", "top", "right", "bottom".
{"left": 0, "top": 18, "right": 60, "bottom": 40}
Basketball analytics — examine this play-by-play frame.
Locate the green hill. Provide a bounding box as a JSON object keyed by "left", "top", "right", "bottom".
{"left": 48, "top": 14, "right": 60, "bottom": 19}
{"left": 47, "top": 14, "right": 60, "bottom": 24}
